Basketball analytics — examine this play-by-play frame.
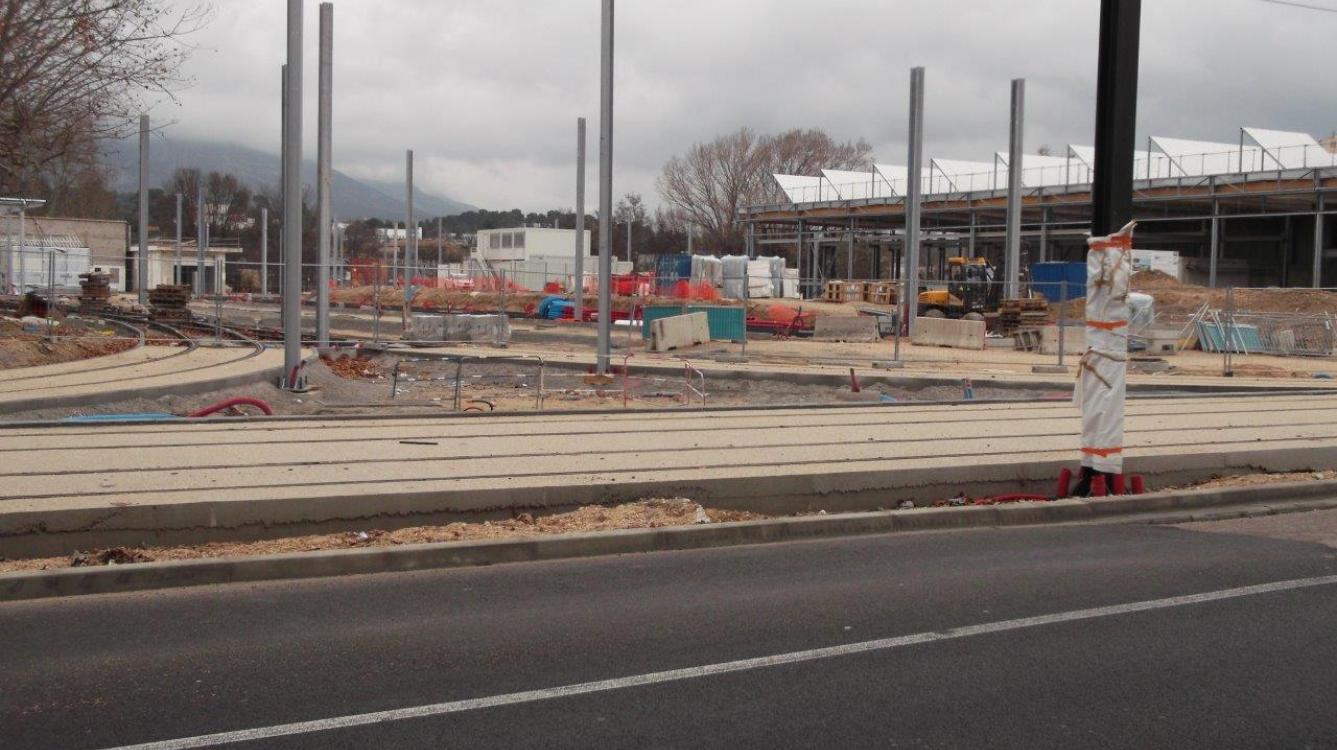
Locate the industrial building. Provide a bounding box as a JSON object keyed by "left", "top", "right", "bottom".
{"left": 1, "top": 215, "right": 129, "bottom": 292}
{"left": 473, "top": 227, "right": 596, "bottom": 288}
{"left": 743, "top": 127, "right": 1336, "bottom": 290}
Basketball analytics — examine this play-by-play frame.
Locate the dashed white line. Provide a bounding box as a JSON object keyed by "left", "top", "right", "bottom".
{"left": 103, "top": 574, "right": 1337, "bottom": 750}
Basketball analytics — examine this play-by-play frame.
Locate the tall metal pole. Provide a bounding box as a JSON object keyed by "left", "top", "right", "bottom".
{"left": 174, "top": 193, "right": 183, "bottom": 286}
{"left": 279, "top": 63, "right": 287, "bottom": 296}
{"left": 596, "top": 0, "right": 614, "bottom": 375}
{"left": 437, "top": 216, "right": 444, "bottom": 271}
{"left": 316, "top": 2, "right": 333, "bottom": 348}
{"left": 904, "top": 67, "right": 925, "bottom": 336}
{"left": 405, "top": 150, "right": 415, "bottom": 278}
{"left": 282, "top": 0, "right": 304, "bottom": 389}
{"left": 137, "top": 114, "right": 150, "bottom": 305}
{"left": 574, "top": 116, "right": 587, "bottom": 323}
{"left": 1004, "top": 79, "right": 1025, "bottom": 299}
{"left": 261, "top": 207, "right": 269, "bottom": 296}
{"left": 1315, "top": 193, "right": 1326, "bottom": 289}
{"left": 1208, "top": 200, "right": 1220, "bottom": 289}
{"left": 625, "top": 219, "right": 632, "bottom": 264}
{"left": 195, "top": 182, "right": 205, "bottom": 295}
{"left": 1091, "top": 0, "right": 1141, "bottom": 237}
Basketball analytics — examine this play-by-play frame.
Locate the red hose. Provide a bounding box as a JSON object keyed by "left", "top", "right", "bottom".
{"left": 188, "top": 397, "right": 275, "bottom": 418}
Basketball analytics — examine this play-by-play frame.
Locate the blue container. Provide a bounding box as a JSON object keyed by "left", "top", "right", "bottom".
{"left": 1031, "top": 262, "right": 1086, "bottom": 302}
{"left": 655, "top": 254, "right": 693, "bottom": 294}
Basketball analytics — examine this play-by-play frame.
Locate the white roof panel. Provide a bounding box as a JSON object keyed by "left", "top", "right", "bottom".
{"left": 1242, "top": 128, "right": 1335, "bottom": 169}
{"left": 1150, "top": 136, "right": 1259, "bottom": 176}
{"left": 929, "top": 159, "right": 1004, "bottom": 194}
{"left": 873, "top": 164, "right": 908, "bottom": 196}
{"left": 995, "top": 153, "right": 1079, "bottom": 187}
{"left": 821, "top": 169, "right": 895, "bottom": 200}
{"left": 772, "top": 174, "right": 838, "bottom": 204}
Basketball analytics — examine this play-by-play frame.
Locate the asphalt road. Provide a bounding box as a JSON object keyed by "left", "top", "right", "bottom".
{"left": 3, "top": 515, "right": 1337, "bottom": 749}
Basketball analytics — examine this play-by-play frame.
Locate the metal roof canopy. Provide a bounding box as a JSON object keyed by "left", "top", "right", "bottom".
{"left": 873, "top": 164, "right": 908, "bottom": 196}
{"left": 995, "top": 152, "right": 1078, "bottom": 187}
{"left": 821, "top": 169, "right": 895, "bottom": 200}
{"left": 1150, "top": 136, "right": 1261, "bottom": 176}
{"left": 1243, "top": 127, "right": 1336, "bottom": 170}
{"left": 929, "top": 159, "right": 1004, "bottom": 193}
{"left": 772, "top": 174, "right": 835, "bottom": 204}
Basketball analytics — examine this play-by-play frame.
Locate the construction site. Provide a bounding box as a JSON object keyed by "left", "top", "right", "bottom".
{"left": 0, "top": 1, "right": 1334, "bottom": 595}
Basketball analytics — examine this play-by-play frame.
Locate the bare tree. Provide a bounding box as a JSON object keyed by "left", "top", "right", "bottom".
{"left": 658, "top": 127, "right": 872, "bottom": 255}
{"left": 0, "top": 0, "right": 210, "bottom": 197}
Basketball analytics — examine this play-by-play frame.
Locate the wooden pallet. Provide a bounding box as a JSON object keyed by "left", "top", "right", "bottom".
{"left": 823, "top": 281, "right": 866, "bottom": 303}
{"left": 863, "top": 282, "right": 897, "bottom": 305}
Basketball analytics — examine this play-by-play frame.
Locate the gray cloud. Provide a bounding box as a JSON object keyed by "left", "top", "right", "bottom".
{"left": 156, "top": 0, "right": 1335, "bottom": 211}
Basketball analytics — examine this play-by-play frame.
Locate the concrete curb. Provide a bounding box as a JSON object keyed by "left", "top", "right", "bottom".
{"left": 4, "top": 478, "right": 1336, "bottom": 603}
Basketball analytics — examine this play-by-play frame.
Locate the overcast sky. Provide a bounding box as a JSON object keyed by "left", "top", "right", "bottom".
{"left": 153, "top": 0, "right": 1336, "bottom": 212}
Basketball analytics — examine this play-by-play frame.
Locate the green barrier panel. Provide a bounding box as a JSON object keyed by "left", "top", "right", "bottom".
{"left": 642, "top": 306, "right": 746, "bottom": 343}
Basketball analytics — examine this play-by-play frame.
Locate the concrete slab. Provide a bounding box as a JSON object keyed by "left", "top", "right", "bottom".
{"left": 4, "top": 394, "right": 1337, "bottom": 556}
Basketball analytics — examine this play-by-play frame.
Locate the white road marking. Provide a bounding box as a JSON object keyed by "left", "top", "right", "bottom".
{"left": 104, "top": 574, "right": 1337, "bottom": 750}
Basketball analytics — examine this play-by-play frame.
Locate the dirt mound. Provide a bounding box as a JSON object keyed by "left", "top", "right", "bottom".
{"left": 1130, "top": 270, "right": 1183, "bottom": 290}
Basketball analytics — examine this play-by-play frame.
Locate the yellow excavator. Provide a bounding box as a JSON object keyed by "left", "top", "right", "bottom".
{"left": 918, "top": 257, "right": 1000, "bottom": 319}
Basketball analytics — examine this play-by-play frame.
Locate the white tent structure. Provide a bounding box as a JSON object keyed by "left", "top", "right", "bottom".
{"left": 1243, "top": 127, "right": 1337, "bottom": 170}
{"left": 1149, "top": 136, "right": 1261, "bottom": 176}
{"left": 995, "top": 153, "right": 1076, "bottom": 188}
{"left": 873, "top": 164, "right": 909, "bottom": 196}
{"left": 772, "top": 174, "right": 838, "bottom": 204}
{"left": 930, "top": 159, "right": 1003, "bottom": 194}
{"left": 821, "top": 169, "right": 895, "bottom": 200}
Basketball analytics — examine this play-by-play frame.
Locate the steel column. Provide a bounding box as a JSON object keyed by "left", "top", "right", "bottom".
{"left": 316, "top": 2, "right": 333, "bottom": 347}
{"left": 282, "top": 0, "right": 304, "bottom": 389}
{"left": 1091, "top": 0, "right": 1142, "bottom": 236}
{"left": 904, "top": 67, "right": 925, "bottom": 334}
{"left": 574, "top": 117, "right": 587, "bottom": 323}
{"left": 846, "top": 219, "right": 855, "bottom": 280}
{"left": 1315, "top": 192, "right": 1326, "bottom": 288}
{"left": 405, "top": 149, "right": 415, "bottom": 277}
{"left": 137, "top": 114, "right": 149, "bottom": 304}
{"left": 195, "top": 183, "right": 205, "bottom": 295}
{"left": 261, "top": 207, "right": 269, "bottom": 296}
{"left": 596, "top": 0, "right": 614, "bottom": 375}
{"left": 1209, "top": 200, "right": 1220, "bottom": 289}
{"left": 174, "top": 193, "right": 183, "bottom": 285}
{"left": 1004, "top": 79, "right": 1024, "bottom": 299}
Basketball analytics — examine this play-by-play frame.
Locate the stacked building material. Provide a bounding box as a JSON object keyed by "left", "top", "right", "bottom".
{"left": 148, "top": 285, "right": 193, "bottom": 324}
{"left": 863, "top": 282, "right": 898, "bottom": 305}
{"left": 998, "top": 298, "right": 1049, "bottom": 336}
{"left": 78, "top": 273, "right": 113, "bottom": 314}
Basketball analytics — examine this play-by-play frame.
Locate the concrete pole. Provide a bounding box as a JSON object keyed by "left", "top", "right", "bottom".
{"left": 316, "top": 2, "right": 333, "bottom": 348}
{"left": 174, "top": 193, "right": 183, "bottom": 285}
{"left": 2, "top": 212, "right": 10, "bottom": 293}
{"left": 1315, "top": 193, "right": 1326, "bottom": 289}
{"left": 137, "top": 114, "right": 149, "bottom": 304}
{"left": 626, "top": 219, "right": 632, "bottom": 265}
{"left": 574, "top": 116, "right": 587, "bottom": 323}
{"left": 195, "top": 183, "right": 205, "bottom": 295}
{"left": 1004, "top": 78, "right": 1025, "bottom": 299}
{"left": 405, "top": 150, "right": 415, "bottom": 277}
{"left": 904, "top": 66, "right": 925, "bottom": 335}
{"left": 437, "top": 216, "right": 444, "bottom": 271}
{"left": 282, "top": 0, "right": 304, "bottom": 389}
{"left": 17, "top": 203, "right": 24, "bottom": 293}
{"left": 596, "top": 0, "right": 614, "bottom": 375}
{"left": 261, "top": 207, "right": 269, "bottom": 296}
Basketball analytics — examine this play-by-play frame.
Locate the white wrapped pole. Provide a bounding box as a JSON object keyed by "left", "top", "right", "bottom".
{"left": 1075, "top": 221, "right": 1136, "bottom": 477}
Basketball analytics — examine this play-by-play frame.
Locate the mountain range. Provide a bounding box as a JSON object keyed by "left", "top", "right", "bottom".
{"left": 104, "top": 135, "right": 474, "bottom": 220}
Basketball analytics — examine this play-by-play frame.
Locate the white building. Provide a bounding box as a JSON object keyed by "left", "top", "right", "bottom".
{"left": 2, "top": 234, "right": 91, "bottom": 293}
{"left": 474, "top": 227, "right": 594, "bottom": 290}
{"left": 129, "top": 241, "right": 243, "bottom": 293}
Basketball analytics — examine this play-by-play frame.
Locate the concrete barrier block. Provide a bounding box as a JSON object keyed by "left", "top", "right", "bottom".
{"left": 406, "top": 314, "right": 511, "bottom": 345}
{"left": 813, "top": 316, "right": 881, "bottom": 343}
{"left": 651, "top": 312, "right": 710, "bottom": 352}
{"left": 911, "top": 317, "right": 986, "bottom": 350}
